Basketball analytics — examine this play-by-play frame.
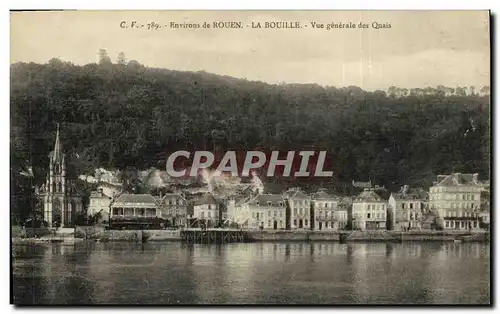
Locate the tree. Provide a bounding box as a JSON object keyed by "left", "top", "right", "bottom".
{"left": 480, "top": 86, "right": 490, "bottom": 96}
{"left": 117, "top": 52, "right": 127, "bottom": 65}
{"left": 98, "top": 49, "right": 112, "bottom": 65}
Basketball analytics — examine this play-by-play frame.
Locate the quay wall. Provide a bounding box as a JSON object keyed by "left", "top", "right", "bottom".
{"left": 247, "top": 230, "right": 488, "bottom": 242}
{"left": 16, "top": 227, "right": 488, "bottom": 243}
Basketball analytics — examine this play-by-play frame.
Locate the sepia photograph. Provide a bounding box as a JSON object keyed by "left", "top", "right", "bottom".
{"left": 10, "top": 10, "right": 491, "bottom": 305}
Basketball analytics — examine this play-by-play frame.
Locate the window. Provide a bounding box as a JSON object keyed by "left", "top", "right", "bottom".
{"left": 267, "top": 201, "right": 271, "bottom": 206}
{"left": 471, "top": 195, "right": 475, "bottom": 201}
{"left": 305, "top": 219, "right": 308, "bottom": 226}
{"left": 274, "top": 211, "right": 277, "bottom": 217}
{"left": 256, "top": 201, "right": 260, "bottom": 206}
{"left": 446, "top": 221, "right": 450, "bottom": 228}
{"left": 409, "top": 203, "right": 413, "bottom": 209}
{"left": 376, "top": 213, "right": 380, "bottom": 219}
{"left": 325, "top": 203, "right": 328, "bottom": 208}
{"left": 367, "top": 213, "right": 371, "bottom": 218}
{"left": 402, "top": 203, "right": 405, "bottom": 209}
{"left": 293, "top": 219, "right": 297, "bottom": 226}
{"left": 279, "top": 202, "right": 283, "bottom": 207}
{"left": 256, "top": 212, "right": 259, "bottom": 220}
{"left": 268, "top": 220, "right": 271, "bottom": 227}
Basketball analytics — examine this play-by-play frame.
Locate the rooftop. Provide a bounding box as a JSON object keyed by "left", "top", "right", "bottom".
{"left": 354, "top": 189, "right": 384, "bottom": 202}
{"left": 193, "top": 193, "right": 218, "bottom": 206}
{"left": 248, "top": 194, "right": 285, "bottom": 207}
{"left": 114, "top": 194, "right": 157, "bottom": 205}
{"left": 392, "top": 186, "right": 428, "bottom": 201}
{"left": 311, "top": 189, "right": 340, "bottom": 200}
{"left": 434, "top": 173, "right": 480, "bottom": 187}
{"left": 283, "top": 188, "right": 309, "bottom": 199}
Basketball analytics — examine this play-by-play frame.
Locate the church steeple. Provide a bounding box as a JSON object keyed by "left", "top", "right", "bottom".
{"left": 53, "top": 123, "right": 62, "bottom": 161}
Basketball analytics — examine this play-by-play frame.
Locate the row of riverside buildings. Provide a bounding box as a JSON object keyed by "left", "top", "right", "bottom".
{"left": 86, "top": 173, "right": 490, "bottom": 231}
{"left": 38, "top": 126, "right": 490, "bottom": 231}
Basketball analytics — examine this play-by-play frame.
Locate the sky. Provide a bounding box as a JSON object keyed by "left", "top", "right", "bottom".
{"left": 10, "top": 10, "right": 490, "bottom": 90}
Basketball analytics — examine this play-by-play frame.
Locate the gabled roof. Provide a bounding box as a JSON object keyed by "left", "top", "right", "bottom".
{"left": 434, "top": 173, "right": 480, "bottom": 187}
{"left": 391, "top": 188, "right": 428, "bottom": 201}
{"left": 311, "top": 189, "right": 340, "bottom": 201}
{"left": 193, "top": 193, "right": 217, "bottom": 206}
{"left": 114, "top": 194, "right": 157, "bottom": 205}
{"left": 283, "top": 188, "right": 309, "bottom": 199}
{"left": 354, "top": 189, "right": 384, "bottom": 202}
{"left": 162, "top": 193, "right": 186, "bottom": 202}
{"left": 248, "top": 194, "right": 285, "bottom": 207}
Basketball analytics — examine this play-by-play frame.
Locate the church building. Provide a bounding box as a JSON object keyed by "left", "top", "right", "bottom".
{"left": 38, "top": 124, "right": 83, "bottom": 227}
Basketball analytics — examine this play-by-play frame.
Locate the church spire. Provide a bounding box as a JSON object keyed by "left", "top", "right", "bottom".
{"left": 53, "top": 123, "right": 62, "bottom": 161}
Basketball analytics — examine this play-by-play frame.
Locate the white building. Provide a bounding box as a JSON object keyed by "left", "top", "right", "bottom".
{"left": 352, "top": 188, "right": 387, "bottom": 230}
{"left": 388, "top": 186, "right": 428, "bottom": 231}
{"left": 88, "top": 188, "right": 113, "bottom": 223}
{"left": 283, "top": 188, "right": 311, "bottom": 230}
{"left": 245, "top": 194, "right": 286, "bottom": 230}
{"left": 110, "top": 194, "right": 160, "bottom": 218}
{"left": 226, "top": 196, "right": 252, "bottom": 228}
{"left": 192, "top": 193, "right": 219, "bottom": 227}
{"left": 429, "top": 173, "right": 482, "bottom": 230}
{"left": 311, "top": 189, "right": 348, "bottom": 230}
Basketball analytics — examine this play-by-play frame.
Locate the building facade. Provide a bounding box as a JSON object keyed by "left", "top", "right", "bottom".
{"left": 226, "top": 196, "right": 252, "bottom": 229}
{"left": 284, "top": 188, "right": 311, "bottom": 230}
{"left": 311, "top": 189, "right": 348, "bottom": 230}
{"left": 429, "top": 173, "right": 482, "bottom": 230}
{"left": 388, "top": 186, "right": 427, "bottom": 231}
{"left": 245, "top": 194, "right": 286, "bottom": 230}
{"left": 352, "top": 188, "right": 387, "bottom": 230}
{"left": 88, "top": 187, "right": 112, "bottom": 223}
{"left": 38, "top": 124, "right": 83, "bottom": 227}
{"left": 192, "top": 193, "right": 219, "bottom": 228}
{"left": 160, "top": 193, "right": 188, "bottom": 227}
{"left": 110, "top": 194, "right": 160, "bottom": 219}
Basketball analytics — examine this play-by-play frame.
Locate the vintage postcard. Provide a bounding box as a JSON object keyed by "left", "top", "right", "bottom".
{"left": 10, "top": 10, "right": 491, "bottom": 305}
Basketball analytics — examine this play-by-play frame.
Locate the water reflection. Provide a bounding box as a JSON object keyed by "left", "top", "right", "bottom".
{"left": 12, "top": 242, "right": 490, "bottom": 304}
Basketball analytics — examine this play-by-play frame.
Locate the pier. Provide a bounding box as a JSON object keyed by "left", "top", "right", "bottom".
{"left": 180, "top": 228, "right": 251, "bottom": 243}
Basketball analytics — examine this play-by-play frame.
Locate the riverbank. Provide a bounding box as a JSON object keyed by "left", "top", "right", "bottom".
{"left": 248, "top": 230, "right": 489, "bottom": 242}
{"left": 11, "top": 228, "right": 490, "bottom": 244}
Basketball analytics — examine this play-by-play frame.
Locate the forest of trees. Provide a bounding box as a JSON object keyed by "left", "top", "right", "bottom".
{"left": 10, "top": 51, "right": 491, "bottom": 222}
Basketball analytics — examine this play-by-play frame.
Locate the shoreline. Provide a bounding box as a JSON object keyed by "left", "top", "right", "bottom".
{"left": 12, "top": 229, "right": 490, "bottom": 244}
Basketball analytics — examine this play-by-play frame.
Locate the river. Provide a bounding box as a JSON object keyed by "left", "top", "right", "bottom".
{"left": 11, "top": 242, "right": 490, "bottom": 305}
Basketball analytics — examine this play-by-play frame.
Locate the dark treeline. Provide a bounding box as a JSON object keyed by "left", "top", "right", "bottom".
{"left": 10, "top": 53, "right": 490, "bottom": 221}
